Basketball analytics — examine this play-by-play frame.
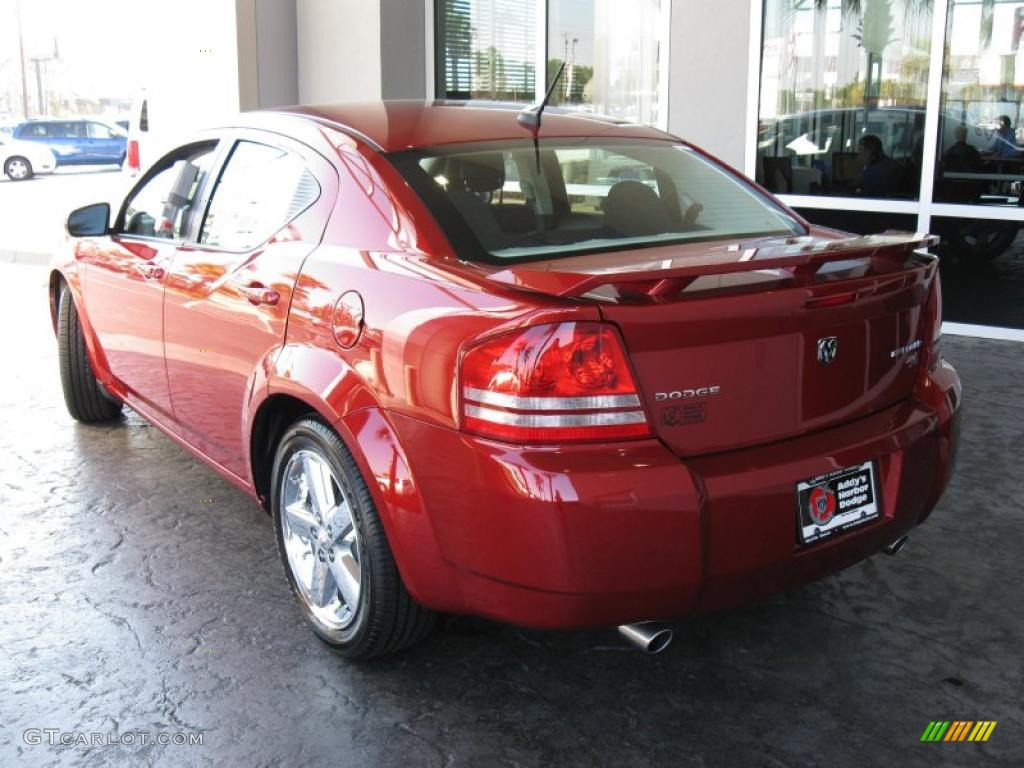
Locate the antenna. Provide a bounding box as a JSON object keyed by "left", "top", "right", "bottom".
{"left": 516, "top": 60, "right": 567, "bottom": 136}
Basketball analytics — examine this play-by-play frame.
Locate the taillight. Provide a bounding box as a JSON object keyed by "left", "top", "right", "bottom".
{"left": 460, "top": 321, "right": 651, "bottom": 443}
{"left": 126, "top": 140, "right": 139, "bottom": 171}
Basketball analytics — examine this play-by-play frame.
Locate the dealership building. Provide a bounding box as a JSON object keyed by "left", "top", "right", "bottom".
{"left": 223, "top": 0, "right": 1024, "bottom": 335}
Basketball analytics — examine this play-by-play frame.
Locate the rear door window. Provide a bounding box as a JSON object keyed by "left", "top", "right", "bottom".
{"left": 199, "top": 141, "right": 320, "bottom": 251}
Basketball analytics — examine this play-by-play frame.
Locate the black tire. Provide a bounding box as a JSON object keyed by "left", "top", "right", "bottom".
{"left": 57, "top": 286, "right": 122, "bottom": 422}
{"left": 4, "top": 155, "right": 33, "bottom": 181}
{"left": 944, "top": 220, "right": 1019, "bottom": 266}
{"left": 271, "top": 418, "right": 435, "bottom": 659}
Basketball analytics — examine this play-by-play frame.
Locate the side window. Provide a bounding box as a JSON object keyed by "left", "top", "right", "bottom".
{"left": 88, "top": 122, "right": 115, "bottom": 139}
{"left": 22, "top": 123, "right": 48, "bottom": 138}
{"left": 59, "top": 122, "right": 85, "bottom": 139}
{"left": 200, "top": 141, "right": 319, "bottom": 251}
{"left": 121, "top": 143, "right": 217, "bottom": 240}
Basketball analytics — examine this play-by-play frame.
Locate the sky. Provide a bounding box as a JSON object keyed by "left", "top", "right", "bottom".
{"left": 0, "top": 0, "right": 151, "bottom": 96}
{"left": 0, "top": 0, "right": 239, "bottom": 117}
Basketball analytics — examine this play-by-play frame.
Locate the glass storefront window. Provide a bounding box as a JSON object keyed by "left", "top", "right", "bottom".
{"left": 758, "top": 0, "right": 933, "bottom": 200}
{"left": 547, "top": 0, "right": 664, "bottom": 125}
{"left": 934, "top": 0, "right": 1024, "bottom": 206}
{"left": 434, "top": 0, "right": 665, "bottom": 126}
{"left": 436, "top": 0, "right": 537, "bottom": 102}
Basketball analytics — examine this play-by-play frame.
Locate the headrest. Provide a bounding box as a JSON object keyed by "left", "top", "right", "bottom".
{"left": 448, "top": 153, "right": 505, "bottom": 194}
{"left": 603, "top": 180, "right": 669, "bottom": 236}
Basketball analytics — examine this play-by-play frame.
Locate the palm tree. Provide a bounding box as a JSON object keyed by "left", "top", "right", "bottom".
{"left": 803, "top": 0, "right": 933, "bottom": 26}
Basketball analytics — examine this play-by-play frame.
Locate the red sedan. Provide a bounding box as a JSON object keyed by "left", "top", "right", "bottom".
{"left": 50, "top": 102, "right": 961, "bottom": 658}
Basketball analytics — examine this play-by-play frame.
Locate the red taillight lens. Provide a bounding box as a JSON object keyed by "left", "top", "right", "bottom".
{"left": 460, "top": 322, "right": 651, "bottom": 443}
{"left": 126, "top": 140, "right": 139, "bottom": 171}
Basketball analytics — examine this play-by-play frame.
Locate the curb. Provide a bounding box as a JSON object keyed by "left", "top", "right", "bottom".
{"left": 0, "top": 250, "right": 51, "bottom": 267}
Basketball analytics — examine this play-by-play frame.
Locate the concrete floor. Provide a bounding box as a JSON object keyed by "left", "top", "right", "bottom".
{"left": 0, "top": 260, "right": 1021, "bottom": 768}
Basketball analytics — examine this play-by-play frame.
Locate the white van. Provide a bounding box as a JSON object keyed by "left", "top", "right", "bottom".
{"left": 124, "top": 91, "right": 214, "bottom": 177}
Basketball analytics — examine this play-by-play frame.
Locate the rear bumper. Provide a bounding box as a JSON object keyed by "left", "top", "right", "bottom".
{"left": 377, "top": 360, "right": 961, "bottom": 630}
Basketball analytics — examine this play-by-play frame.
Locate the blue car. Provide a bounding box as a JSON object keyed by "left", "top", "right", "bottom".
{"left": 12, "top": 119, "right": 127, "bottom": 167}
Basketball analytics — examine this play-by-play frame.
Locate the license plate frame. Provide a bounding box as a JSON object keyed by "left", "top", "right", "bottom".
{"left": 795, "top": 460, "right": 880, "bottom": 546}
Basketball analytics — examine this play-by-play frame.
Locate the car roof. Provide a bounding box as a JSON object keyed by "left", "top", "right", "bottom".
{"left": 267, "top": 100, "right": 677, "bottom": 153}
{"left": 16, "top": 118, "right": 95, "bottom": 126}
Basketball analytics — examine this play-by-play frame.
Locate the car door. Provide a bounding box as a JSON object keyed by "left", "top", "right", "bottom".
{"left": 83, "top": 140, "right": 221, "bottom": 421}
{"left": 58, "top": 121, "right": 89, "bottom": 162}
{"left": 87, "top": 122, "right": 120, "bottom": 163}
{"left": 163, "top": 132, "right": 336, "bottom": 478}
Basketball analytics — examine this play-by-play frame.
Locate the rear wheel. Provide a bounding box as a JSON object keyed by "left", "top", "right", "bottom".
{"left": 4, "top": 156, "right": 32, "bottom": 181}
{"left": 944, "top": 220, "right": 1018, "bottom": 266}
{"left": 271, "top": 418, "right": 435, "bottom": 659}
{"left": 57, "top": 287, "right": 122, "bottom": 422}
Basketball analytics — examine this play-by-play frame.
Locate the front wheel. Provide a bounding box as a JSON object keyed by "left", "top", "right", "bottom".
{"left": 57, "top": 287, "right": 122, "bottom": 422}
{"left": 4, "top": 156, "right": 33, "bottom": 181}
{"left": 271, "top": 418, "right": 435, "bottom": 658}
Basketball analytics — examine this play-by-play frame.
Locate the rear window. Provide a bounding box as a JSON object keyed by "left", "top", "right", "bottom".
{"left": 390, "top": 139, "right": 803, "bottom": 263}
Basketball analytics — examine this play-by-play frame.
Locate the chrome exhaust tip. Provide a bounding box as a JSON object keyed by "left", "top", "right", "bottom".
{"left": 617, "top": 622, "right": 673, "bottom": 654}
{"left": 884, "top": 535, "right": 909, "bottom": 556}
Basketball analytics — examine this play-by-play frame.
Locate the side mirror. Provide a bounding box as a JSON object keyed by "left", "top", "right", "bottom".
{"left": 67, "top": 202, "right": 111, "bottom": 237}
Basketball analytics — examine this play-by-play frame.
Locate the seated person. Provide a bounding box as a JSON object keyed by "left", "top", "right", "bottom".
{"left": 984, "top": 115, "right": 1021, "bottom": 159}
{"left": 944, "top": 125, "right": 982, "bottom": 172}
{"left": 854, "top": 135, "right": 903, "bottom": 198}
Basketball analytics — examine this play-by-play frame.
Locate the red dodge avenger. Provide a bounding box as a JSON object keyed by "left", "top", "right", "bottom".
{"left": 51, "top": 101, "right": 960, "bottom": 658}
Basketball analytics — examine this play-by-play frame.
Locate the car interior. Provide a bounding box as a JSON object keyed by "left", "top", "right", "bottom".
{"left": 420, "top": 147, "right": 710, "bottom": 255}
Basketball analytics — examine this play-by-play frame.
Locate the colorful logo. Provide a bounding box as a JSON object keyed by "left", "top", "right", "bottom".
{"left": 807, "top": 485, "right": 836, "bottom": 525}
{"left": 921, "top": 721, "right": 997, "bottom": 742}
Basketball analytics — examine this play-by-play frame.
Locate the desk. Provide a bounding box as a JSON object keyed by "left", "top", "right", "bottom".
{"left": 944, "top": 172, "right": 1023, "bottom": 181}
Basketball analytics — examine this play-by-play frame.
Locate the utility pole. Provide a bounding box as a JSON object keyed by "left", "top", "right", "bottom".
{"left": 16, "top": 0, "right": 29, "bottom": 118}
{"left": 30, "top": 58, "right": 45, "bottom": 116}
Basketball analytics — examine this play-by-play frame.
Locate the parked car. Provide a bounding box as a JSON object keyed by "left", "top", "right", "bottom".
{"left": 50, "top": 102, "right": 961, "bottom": 659}
{"left": 0, "top": 133, "right": 57, "bottom": 180}
{"left": 13, "top": 118, "right": 126, "bottom": 167}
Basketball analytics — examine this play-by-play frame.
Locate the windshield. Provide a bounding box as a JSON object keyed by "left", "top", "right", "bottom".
{"left": 390, "top": 138, "right": 804, "bottom": 263}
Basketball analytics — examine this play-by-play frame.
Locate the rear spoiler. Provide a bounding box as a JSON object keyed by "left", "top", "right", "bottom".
{"left": 487, "top": 232, "right": 939, "bottom": 300}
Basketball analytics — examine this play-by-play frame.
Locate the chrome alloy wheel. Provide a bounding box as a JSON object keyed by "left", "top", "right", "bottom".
{"left": 6, "top": 158, "right": 30, "bottom": 180}
{"left": 279, "top": 450, "right": 362, "bottom": 630}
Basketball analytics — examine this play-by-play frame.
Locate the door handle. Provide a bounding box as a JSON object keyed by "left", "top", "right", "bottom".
{"left": 138, "top": 263, "right": 165, "bottom": 280}
{"left": 238, "top": 283, "right": 280, "bottom": 306}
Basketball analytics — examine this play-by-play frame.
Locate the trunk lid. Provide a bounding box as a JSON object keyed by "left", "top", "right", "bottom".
{"left": 486, "top": 232, "right": 938, "bottom": 456}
